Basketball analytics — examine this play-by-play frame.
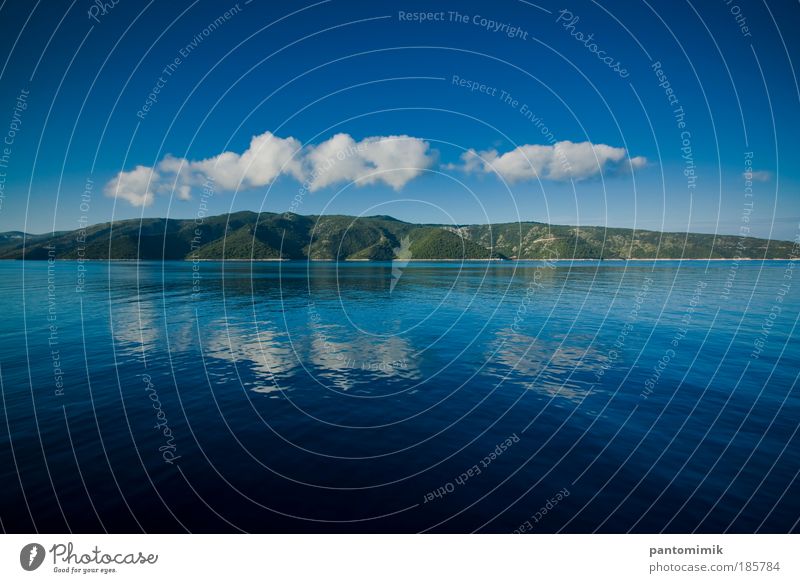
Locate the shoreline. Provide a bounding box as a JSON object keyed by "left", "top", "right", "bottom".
{"left": 1, "top": 258, "right": 795, "bottom": 263}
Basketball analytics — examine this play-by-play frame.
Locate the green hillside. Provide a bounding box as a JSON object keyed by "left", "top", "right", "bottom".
{"left": 0, "top": 212, "right": 795, "bottom": 261}
{"left": 408, "top": 227, "right": 504, "bottom": 259}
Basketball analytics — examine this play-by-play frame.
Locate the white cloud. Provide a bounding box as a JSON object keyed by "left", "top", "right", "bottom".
{"left": 304, "top": 133, "right": 368, "bottom": 191}
{"left": 194, "top": 132, "right": 304, "bottom": 189}
{"left": 629, "top": 156, "right": 648, "bottom": 170}
{"left": 103, "top": 165, "right": 159, "bottom": 207}
{"left": 453, "top": 140, "right": 646, "bottom": 182}
{"left": 105, "top": 133, "right": 642, "bottom": 207}
{"left": 104, "top": 132, "right": 303, "bottom": 207}
{"left": 157, "top": 132, "right": 304, "bottom": 192}
{"left": 744, "top": 170, "right": 772, "bottom": 182}
{"left": 176, "top": 184, "right": 192, "bottom": 200}
{"left": 358, "top": 135, "right": 436, "bottom": 190}
{"left": 305, "top": 134, "right": 435, "bottom": 191}
{"left": 106, "top": 132, "right": 436, "bottom": 206}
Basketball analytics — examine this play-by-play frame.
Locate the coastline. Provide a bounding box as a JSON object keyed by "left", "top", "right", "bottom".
{"left": 0, "top": 257, "right": 794, "bottom": 263}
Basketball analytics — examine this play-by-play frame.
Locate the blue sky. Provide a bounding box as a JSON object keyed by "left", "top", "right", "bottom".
{"left": 0, "top": 0, "right": 798, "bottom": 238}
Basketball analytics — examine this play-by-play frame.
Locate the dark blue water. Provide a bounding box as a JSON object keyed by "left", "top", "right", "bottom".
{"left": 1, "top": 259, "right": 798, "bottom": 533}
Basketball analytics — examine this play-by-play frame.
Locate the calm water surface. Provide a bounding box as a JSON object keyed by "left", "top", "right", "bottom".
{"left": 0, "top": 260, "right": 798, "bottom": 532}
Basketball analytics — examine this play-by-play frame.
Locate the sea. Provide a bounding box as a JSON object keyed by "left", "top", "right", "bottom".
{"left": 0, "top": 259, "right": 797, "bottom": 532}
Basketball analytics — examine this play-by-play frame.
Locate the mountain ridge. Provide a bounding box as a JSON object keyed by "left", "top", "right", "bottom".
{"left": 0, "top": 211, "right": 795, "bottom": 261}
